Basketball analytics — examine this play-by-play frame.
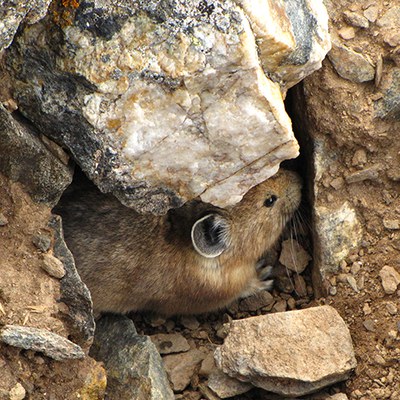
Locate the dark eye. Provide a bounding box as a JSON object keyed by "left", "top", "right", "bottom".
{"left": 264, "top": 195, "right": 278, "bottom": 207}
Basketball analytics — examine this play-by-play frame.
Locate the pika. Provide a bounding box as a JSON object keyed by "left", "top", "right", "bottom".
{"left": 55, "top": 169, "right": 302, "bottom": 316}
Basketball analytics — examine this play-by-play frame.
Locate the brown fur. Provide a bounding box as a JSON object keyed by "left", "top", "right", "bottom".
{"left": 55, "top": 170, "right": 302, "bottom": 316}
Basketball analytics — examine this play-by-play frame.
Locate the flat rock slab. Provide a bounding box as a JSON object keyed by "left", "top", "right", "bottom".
{"left": 214, "top": 305, "right": 357, "bottom": 397}
{"left": 0, "top": 325, "right": 85, "bottom": 361}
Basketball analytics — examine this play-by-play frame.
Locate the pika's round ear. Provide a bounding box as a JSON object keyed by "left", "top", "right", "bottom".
{"left": 191, "top": 214, "right": 230, "bottom": 258}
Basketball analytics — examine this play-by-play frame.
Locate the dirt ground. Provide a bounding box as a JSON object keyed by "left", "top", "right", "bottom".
{"left": 0, "top": 173, "right": 106, "bottom": 399}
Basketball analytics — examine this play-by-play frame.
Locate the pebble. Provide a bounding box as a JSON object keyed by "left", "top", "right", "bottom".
{"left": 198, "top": 352, "right": 215, "bottom": 377}
{"left": 343, "top": 11, "right": 369, "bottom": 28}
{"left": 338, "top": 26, "right": 355, "bottom": 40}
{"left": 0, "top": 212, "right": 9, "bottom": 226}
{"left": 239, "top": 290, "right": 274, "bottom": 312}
{"left": 180, "top": 316, "right": 200, "bottom": 330}
{"left": 346, "top": 275, "right": 359, "bottom": 293}
{"left": 363, "top": 319, "right": 376, "bottom": 332}
{"left": 374, "top": 354, "right": 386, "bottom": 366}
{"left": 9, "top": 383, "right": 26, "bottom": 400}
{"left": 0, "top": 325, "right": 84, "bottom": 361}
{"left": 207, "top": 369, "right": 253, "bottom": 399}
{"left": 379, "top": 266, "right": 400, "bottom": 294}
{"left": 345, "top": 165, "right": 381, "bottom": 183}
{"left": 272, "top": 299, "right": 287, "bottom": 313}
{"left": 350, "top": 261, "right": 362, "bottom": 275}
{"left": 144, "top": 314, "right": 166, "bottom": 327}
{"left": 41, "top": 253, "right": 65, "bottom": 279}
{"left": 32, "top": 233, "right": 52, "bottom": 252}
{"left": 294, "top": 275, "right": 308, "bottom": 297}
{"left": 363, "top": 303, "right": 372, "bottom": 315}
{"left": 385, "top": 302, "right": 397, "bottom": 315}
{"left": 383, "top": 219, "right": 400, "bottom": 230}
{"left": 376, "top": 6, "right": 400, "bottom": 29}
{"left": 150, "top": 333, "right": 190, "bottom": 355}
{"left": 363, "top": 5, "right": 379, "bottom": 22}
{"left": 163, "top": 349, "right": 206, "bottom": 392}
{"left": 279, "top": 240, "right": 311, "bottom": 274}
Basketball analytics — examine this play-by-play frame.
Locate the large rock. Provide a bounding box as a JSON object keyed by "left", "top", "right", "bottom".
{"left": 214, "top": 305, "right": 357, "bottom": 397}
{"left": 6, "top": 0, "right": 330, "bottom": 214}
{"left": 0, "top": 104, "right": 73, "bottom": 206}
{"left": 90, "top": 314, "right": 174, "bottom": 400}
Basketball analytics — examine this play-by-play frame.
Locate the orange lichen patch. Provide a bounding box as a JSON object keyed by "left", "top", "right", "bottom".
{"left": 62, "top": 0, "right": 80, "bottom": 9}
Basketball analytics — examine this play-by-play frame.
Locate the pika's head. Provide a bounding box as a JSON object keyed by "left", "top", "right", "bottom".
{"left": 190, "top": 169, "right": 302, "bottom": 259}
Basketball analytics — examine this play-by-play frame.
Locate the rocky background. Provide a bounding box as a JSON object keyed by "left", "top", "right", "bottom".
{"left": 0, "top": 0, "right": 399, "bottom": 399}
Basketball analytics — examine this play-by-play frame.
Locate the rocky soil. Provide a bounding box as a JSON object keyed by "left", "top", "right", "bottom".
{"left": 0, "top": 0, "right": 399, "bottom": 399}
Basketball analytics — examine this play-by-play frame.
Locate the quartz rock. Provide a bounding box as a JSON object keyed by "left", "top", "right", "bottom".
{"left": 91, "top": 314, "right": 174, "bottom": 400}
{"left": 234, "top": 0, "right": 331, "bottom": 92}
{"left": 6, "top": 0, "right": 330, "bottom": 213}
{"left": 314, "top": 202, "right": 363, "bottom": 277}
{"left": 0, "top": 325, "right": 85, "bottom": 361}
{"left": 214, "top": 306, "right": 357, "bottom": 397}
{"left": 328, "top": 41, "right": 375, "bottom": 83}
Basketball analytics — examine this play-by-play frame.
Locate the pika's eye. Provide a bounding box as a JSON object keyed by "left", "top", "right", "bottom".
{"left": 264, "top": 195, "right": 278, "bottom": 207}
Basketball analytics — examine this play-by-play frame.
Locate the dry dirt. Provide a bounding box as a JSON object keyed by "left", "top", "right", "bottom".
{"left": 0, "top": 173, "right": 106, "bottom": 400}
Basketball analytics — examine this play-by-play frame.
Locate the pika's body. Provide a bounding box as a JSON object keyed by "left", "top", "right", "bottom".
{"left": 56, "top": 170, "right": 302, "bottom": 316}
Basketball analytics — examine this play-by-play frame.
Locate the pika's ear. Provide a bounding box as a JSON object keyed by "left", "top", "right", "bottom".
{"left": 191, "top": 214, "right": 230, "bottom": 258}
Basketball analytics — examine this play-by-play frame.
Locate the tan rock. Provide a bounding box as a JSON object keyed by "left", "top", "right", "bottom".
{"left": 207, "top": 369, "right": 252, "bottom": 399}
{"left": 379, "top": 266, "right": 400, "bottom": 294}
{"left": 163, "top": 349, "right": 206, "bottom": 392}
{"left": 41, "top": 253, "right": 65, "bottom": 279}
{"left": 150, "top": 333, "right": 190, "bottom": 355}
{"left": 214, "top": 306, "right": 357, "bottom": 397}
{"left": 279, "top": 239, "right": 311, "bottom": 274}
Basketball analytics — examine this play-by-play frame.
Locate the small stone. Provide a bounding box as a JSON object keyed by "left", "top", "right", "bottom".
{"left": 351, "top": 262, "right": 362, "bottom": 275}
{"left": 329, "top": 286, "right": 337, "bottom": 296}
{"left": 279, "top": 240, "right": 311, "bottom": 274}
{"left": 328, "top": 42, "right": 375, "bottom": 83}
{"left": 163, "top": 349, "right": 206, "bottom": 392}
{"left": 385, "top": 302, "right": 397, "bottom": 315}
{"left": 294, "top": 275, "right": 308, "bottom": 297}
{"left": 345, "top": 165, "right": 381, "bottom": 183}
{"left": 374, "top": 354, "right": 386, "bottom": 365}
{"left": 32, "top": 233, "right": 52, "bottom": 252}
{"left": 343, "top": 11, "right": 369, "bottom": 28}
{"left": 346, "top": 275, "right": 359, "bottom": 292}
{"left": 145, "top": 314, "right": 167, "bottom": 327}
{"left": 0, "top": 325, "right": 84, "bottom": 361}
{"left": 357, "top": 275, "right": 365, "bottom": 290}
{"left": 199, "top": 352, "right": 216, "bottom": 377}
{"left": 0, "top": 212, "right": 8, "bottom": 226}
{"left": 379, "top": 266, "right": 400, "bottom": 294}
{"left": 272, "top": 299, "right": 287, "bottom": 313}
{"left": 363, "top": 319, "right": 376, "bottom": 332}
{"left": 363, "top": 6, "right": 379, "bottom": 22}
{"left": 150, "top": 333, "right": 190, "bottom": 355}
{"left": 338, "top": 27, "right": 355, "bottom": 40}
{"left": 41, "top": 253, "right": 65, "bottom": 279}
{"left": 352, "top": 149, "right": 367, "bottom": 166}
{"left": 207, "top": 369, "right": 253, "bottom": 399}
{"left": 383, "top": 219, "right": 400, "bottom": 230}
{"left": 214, "top": 306, "right": 357, "bottom": 397}
{"left": 239, "top": 290, "right": 274, "bottom": 312}
{"left": 377, "top": 6, "right": 400, "bottom": 29}
{"left": 363, "top": 303, "right": 372, "bottom": 315}
{"left": 287, "top": 297, "right": 296, "bottom": 310}
{"left": 329, "top": 394, "right": 349, "bottom": 400}
{"left": 330, "top": 177, "right": 345, "bottom": 190}
{"left": 180, "top": 316, "right": 200, "bottom": 330}
{"left": 9, "top": 383, "right": 26, "bottom": 400}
